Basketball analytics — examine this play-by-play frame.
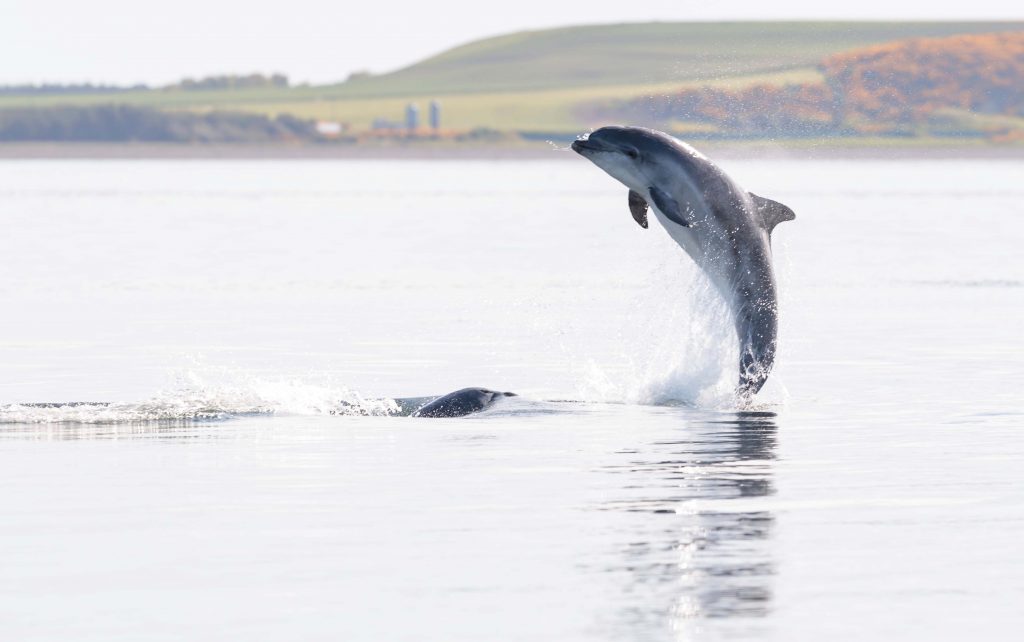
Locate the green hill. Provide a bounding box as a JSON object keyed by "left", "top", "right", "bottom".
{"left": 1, "top": 21, "right": 1022, "bottom": 136}
{"left": 339, "top": 21, "right": 1024, "bottom": 96}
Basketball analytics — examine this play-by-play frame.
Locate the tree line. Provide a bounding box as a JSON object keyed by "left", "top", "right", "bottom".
{"left": 0, "top": 104, "right": 317, "bottom": 142}
{"left": 164, "top": 73, "right": 289, "bottom": 91}
{"left": 0, "top": 83, "right": 147, "bottom": 96}
{"left": 0, "top": 73, "right": 290, "bottom": 96}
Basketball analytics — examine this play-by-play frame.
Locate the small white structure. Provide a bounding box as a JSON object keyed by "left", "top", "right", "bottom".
{"left": 315, "top": 121, "right": 343, "bottom": 137}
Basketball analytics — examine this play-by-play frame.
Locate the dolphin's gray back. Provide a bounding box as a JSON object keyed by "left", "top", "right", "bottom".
{"left": 410, "top": 388, "right": 516, "bottom": 418}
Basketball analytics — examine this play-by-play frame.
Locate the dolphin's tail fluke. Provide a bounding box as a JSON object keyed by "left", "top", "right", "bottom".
{"left": 736, "top": 308, "right": 778, "bottom": 397}
{"left": 738, "top": 349, "right": 773, "bottom": 396}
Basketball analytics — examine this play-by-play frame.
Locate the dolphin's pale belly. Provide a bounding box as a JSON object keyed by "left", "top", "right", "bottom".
{"left": 650, "top": 200, "right": 780, "bottom": 395}
{"left": 649, "top": 205, "right": 737, "bottom": 308}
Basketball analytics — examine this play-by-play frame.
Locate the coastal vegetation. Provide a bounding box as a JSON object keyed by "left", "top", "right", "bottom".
{"left": 0, "top": 104, "right": 315, "bottom": 142}
{"left": 592, "top": 32, "right": 1024, "bottom": 140}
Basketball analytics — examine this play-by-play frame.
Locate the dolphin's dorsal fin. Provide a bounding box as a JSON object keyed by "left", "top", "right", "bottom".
{"left": 750, "top": 193, "right": 795, "bottom": 233}
{"left": 628, "top": 190, "right": 649, "bottom": 229}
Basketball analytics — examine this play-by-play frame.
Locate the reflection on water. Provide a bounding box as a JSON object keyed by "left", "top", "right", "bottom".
{"left": 0, "top": 418, "right": 231, "bottom": 442}
{"left": 599, "top": 411, "right": 777, "bottom": 636}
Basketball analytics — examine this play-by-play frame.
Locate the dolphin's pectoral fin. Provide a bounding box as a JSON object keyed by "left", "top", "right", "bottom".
{"left": 750, "top": 193, "right": 795, "bottom": 233}
{"left": 628, "top": 190, "right": 649, "bottom": 229}
{"left": 648, "top": 186, "right": 691, "bottom": 228}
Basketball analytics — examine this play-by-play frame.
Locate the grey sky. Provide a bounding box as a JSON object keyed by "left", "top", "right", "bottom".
{"left": 4, "top": 0, "right": 1022, "bottom": 85}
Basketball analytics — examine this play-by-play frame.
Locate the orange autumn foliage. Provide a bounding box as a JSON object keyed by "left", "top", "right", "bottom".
{"left": 822, "top": 31, "right": 1024, "bottom": 124}
{"left": 597, "top": 31, "right": 1024, "bottom": 136}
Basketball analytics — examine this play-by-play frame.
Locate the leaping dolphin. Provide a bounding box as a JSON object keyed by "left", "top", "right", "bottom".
{"left": 572, "top": 126, "right": 794, "bottom": 396}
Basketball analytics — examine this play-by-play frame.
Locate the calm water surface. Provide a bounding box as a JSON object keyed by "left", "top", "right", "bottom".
{"left": 0, "top": 157, "right": 1022, "bottom": 640}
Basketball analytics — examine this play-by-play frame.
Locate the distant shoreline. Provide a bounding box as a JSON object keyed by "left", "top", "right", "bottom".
{"left": 1, "top": 142, "right": 1023, "bottom": 161}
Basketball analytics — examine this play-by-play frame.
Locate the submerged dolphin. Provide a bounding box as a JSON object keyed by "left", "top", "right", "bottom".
{"left": 408, "top": 387, "right": 517, "bottom": 418}
{"left": 334, "top": 387, "right": 516, "bottom": 418}
{"left": 572, "top": 126, "right": 794, "bottom": 395}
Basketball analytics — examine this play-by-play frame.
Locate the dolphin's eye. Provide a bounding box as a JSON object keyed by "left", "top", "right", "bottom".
{"left": 625, "top": 148, "right": 640, "bottom": 160}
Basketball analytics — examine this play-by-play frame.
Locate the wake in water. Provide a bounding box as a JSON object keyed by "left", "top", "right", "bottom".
{"left": 0, "top": 245, "right": 784, "bottom": 425}
{"left": 0, "top": 365, "right": 556, "bottom": 424}
{"left": 0, "top": 372, "right": 402, "bottom": 424}
{"left": 0, "top": 367, "right": 775, "bottom": 426}
{"left": 0, "top": 255, "right": 782, "bottom": 425}
{"left": 0, "top": 386, "right": 573, "bottom": 425}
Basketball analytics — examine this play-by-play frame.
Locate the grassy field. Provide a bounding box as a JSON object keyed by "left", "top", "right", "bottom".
{"left": 0, "top": 67, "right": 823, "bottom": 133}
{"left": 232, "top": 69, "right": 823, "bottom": 133}
{"left": 354, "top": 21, "right": 1024, "bottom": 96}
{"left": 1, "top": 21, "right": 1022, "bottom": 134}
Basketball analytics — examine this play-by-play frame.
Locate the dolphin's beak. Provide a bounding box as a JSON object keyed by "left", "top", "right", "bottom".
{"left": 571, "top": 138, "right": 601, "bottom": 154}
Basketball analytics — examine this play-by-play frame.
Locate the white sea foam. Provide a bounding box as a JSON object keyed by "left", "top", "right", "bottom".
{"left": 0, "top": 369, "right": 400, "bottom": 424}
{"left": 571, "top": 250, "right": 741, "bottom": 408}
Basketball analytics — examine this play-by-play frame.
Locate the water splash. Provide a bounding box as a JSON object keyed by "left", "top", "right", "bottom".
{"left": 545, "top": 140, "right": 574, "bottom": 152}
{"left": 571, "top": 251, "right": 741, "bottom": 408}
{"left": 0, "top": 369, "right": 399, "bottom": 424}
{"left": 546, "top": 129, "right": 594, "bottom": 152}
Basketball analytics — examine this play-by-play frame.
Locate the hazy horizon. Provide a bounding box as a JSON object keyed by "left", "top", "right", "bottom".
{"left": 4, "top": 1, "right": 1023, "bottom": 86}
